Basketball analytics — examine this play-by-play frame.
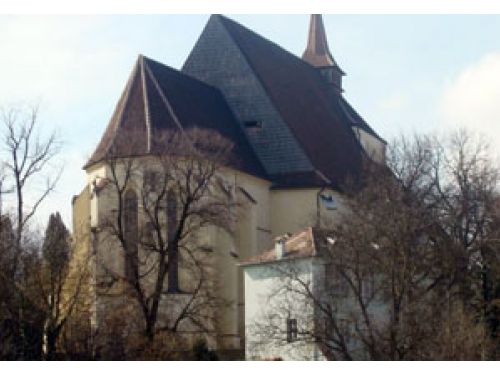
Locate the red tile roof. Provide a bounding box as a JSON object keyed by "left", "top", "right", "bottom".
{"left": 239, "top": 227, "right": 335, "bottom": 266}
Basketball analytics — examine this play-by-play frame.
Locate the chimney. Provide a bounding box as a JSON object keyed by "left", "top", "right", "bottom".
{"left": 275, "top": 238, "right": 286, "bottom": 260}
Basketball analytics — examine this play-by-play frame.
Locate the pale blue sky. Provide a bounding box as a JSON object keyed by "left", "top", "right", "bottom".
{"left": 1, "top": 14, "right": 500, "bottom": 229}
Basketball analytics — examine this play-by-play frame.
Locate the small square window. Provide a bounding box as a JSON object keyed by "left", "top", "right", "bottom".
{"left": 320, "top": 193, "right": 337, "bottom": 210}
{"left": 244, "top": 120, "right": 263, "bottom": 129}
{"left": 286, "top": 318, "right": 298, "bottom": 343}
{"left": 326, "top": 263, "right": 349, "bottom": 298}
{"left": 143, "top": 171, "right": 158, "bottom": 192}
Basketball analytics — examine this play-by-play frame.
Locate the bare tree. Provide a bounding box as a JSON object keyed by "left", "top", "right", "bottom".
{"left": 0, "top": 104, "right": 62, "bottom": 359}
{"left": 250, "top": 130, "right": 500, "bottom": 360}
{"left": 94, "top": 128, "right": 238, "bottom": 353}
{"left": 251, "top": 168, "right": 439, "bottom": 360}
{"left": 1, "top": 104, "right": 61, "bottom": 255}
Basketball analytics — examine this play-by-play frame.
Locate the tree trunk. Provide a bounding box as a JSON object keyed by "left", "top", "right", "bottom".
{"left": 45, "top": 330, "right": 57, "bottom": 360}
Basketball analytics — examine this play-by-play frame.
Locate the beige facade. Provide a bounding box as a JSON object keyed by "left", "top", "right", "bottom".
{"left": 69, "top": 14, "right": 388, "bottom": 358}
{"left": 71, "top": 156, "right": 350, "bottom": 353}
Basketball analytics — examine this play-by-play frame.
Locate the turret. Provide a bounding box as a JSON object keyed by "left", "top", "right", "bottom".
{"left": 302, "top": 14, "right": 345, "bottom": 94}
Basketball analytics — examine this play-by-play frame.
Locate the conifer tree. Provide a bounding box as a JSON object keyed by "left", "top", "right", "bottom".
{"left": 40, "top": 212, "right": 71, "bottom": 359}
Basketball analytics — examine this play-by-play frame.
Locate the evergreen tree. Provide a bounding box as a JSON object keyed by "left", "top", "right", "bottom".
{"left": 42, "top": 213, "right": 70, "bottom": 276}
{"left": 41, "top": 212, "right": 71, "bottom": 359}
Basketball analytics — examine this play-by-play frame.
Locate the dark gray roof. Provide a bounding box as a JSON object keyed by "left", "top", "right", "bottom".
{"left": 88, "top": 15, "right": 385, "bottom": 191}
{"left": 86, "top": 55, "right": 267, "bottom": 179}
{"left": 184, "top": 15, "right": 385, "bottom": 190}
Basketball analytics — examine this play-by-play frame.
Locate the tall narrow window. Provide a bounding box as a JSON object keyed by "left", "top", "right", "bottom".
{"left": 143, "top": 170, "right": 158, "bottom": 193}
{"left": 339, "top": 319, "right": 352, "bottom": 344}
{"left": 124, "top": 189, "right": 138, "bottom": 282}
{"left": 286, "top": 318, "right": 298, "bottom": 343}
{"left": 167, "top": 189, "right": 180, "bottom": 293}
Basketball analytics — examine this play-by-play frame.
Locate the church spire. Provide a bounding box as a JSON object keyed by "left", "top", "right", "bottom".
{"left": 302, "top": 14, "right": 335, "bottom": 68}
{"left": 302, "top": 14, "right": 344, "bottom": 94}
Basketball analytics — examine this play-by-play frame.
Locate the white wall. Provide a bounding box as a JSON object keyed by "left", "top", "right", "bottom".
{"left": 244, "top": 254, "right": 392, "bottom": 361}
{"left": 243, "top": 257, "right": 325, "bottom": 360}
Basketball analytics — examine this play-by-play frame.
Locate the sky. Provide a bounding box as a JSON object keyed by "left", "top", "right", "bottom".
{"left": 0, "top": 13, "right": 500, "bottom": 230}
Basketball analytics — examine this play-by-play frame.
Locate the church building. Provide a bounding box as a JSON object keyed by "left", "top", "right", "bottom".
{"left": 71, "top": 14, "right": 385, "bottom": 356}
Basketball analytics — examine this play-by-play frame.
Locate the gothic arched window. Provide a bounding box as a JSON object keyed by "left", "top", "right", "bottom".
{"left": 167, "top": 189, "right": 180, "bottom": 293}
{"left": 124, "top": 189, "right": 138, "bottom": 282}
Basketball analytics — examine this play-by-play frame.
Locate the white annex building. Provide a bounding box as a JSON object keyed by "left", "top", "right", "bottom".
{"left": 241, "top": 228, "right": 387, "bottom": 361}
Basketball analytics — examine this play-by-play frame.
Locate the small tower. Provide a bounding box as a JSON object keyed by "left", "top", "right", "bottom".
{"left": 302, "top": 14, "right": 345, "bottom": 94}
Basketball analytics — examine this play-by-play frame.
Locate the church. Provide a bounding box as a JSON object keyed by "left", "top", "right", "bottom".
{"left": 71, "top": 14, "right": 386, "bottom": 357}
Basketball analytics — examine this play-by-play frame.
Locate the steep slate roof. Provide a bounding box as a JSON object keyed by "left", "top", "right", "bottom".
{"left": 187, "top": 15, "right": 384, "bottom": 190}
{"left": 338, "top": 96, "right": 386, "bottom": 143}
{"left": 86, "top": 55, "right": 267, "bottom": 179}
{"left": 88, "top": 15, "right": 385, "bottom": 190}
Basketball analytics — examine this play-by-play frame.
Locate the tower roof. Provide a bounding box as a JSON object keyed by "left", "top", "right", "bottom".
{"left": 302, "top": 14, "right": 344, "bottom": 73}
{"left": 85, "top": 55, "right": 267, "bottom": 179}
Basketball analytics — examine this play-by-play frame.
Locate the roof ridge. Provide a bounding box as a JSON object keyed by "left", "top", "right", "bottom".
{"left": 102, "top": 56, "right": 141, "bottom": 160}
{"left": 217, "top": 15, "right": 324, "bottom": 73}
{"left": 87, "top": 51, "right": 268, "bottom": 178}
{"left": 85, "top": 54, "right": 151, "bottom": 168}
{"left": 139, "top": 56, "right": 153, "bottom": 152}
{"left": 239, "top": 226, "right": 317, "bottom": 267}
{"left": 215, "top": 15, "right": 317, "bottom": 176}
{"left": 142, "top": 58, "right": 185, "bottom": 133}
{"left": 217, "top": 16, "right": 365, "bottom": 186}
{"left": 142, "top": 54, "right": 225, "bottom": 94}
